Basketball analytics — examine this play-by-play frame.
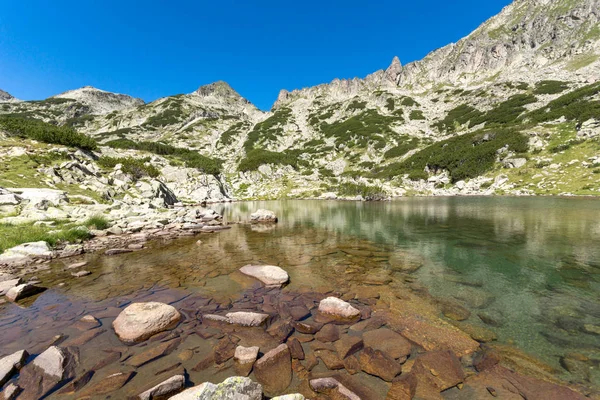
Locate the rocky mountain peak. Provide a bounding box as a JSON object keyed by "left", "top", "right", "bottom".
{"left": 385, "top": 56, "right": 403, "bottom": 84}
{"left": 0, "top": 89, "right": 15, "bottom": 102}
{"left": 195, "top": 81, "right": 240, "bottom": 98}
{"left": 52, "top": 86, "right": 144, "bottom": 114}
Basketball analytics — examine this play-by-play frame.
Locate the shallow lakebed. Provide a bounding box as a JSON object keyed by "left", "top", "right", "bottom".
{"left": 1, "top": 197, "right": 599, "bottom": 397}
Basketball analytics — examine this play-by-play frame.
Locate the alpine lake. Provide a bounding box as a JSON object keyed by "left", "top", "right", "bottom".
{"left": 1, "top": 197, "right": 599, "bottom": 398}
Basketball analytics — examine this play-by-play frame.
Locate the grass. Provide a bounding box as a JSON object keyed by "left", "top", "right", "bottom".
{"left": 384, "top": 137, "right": 420, "bottom": 159}
{"left": 409, "top": 110, "right": 426, "bottom": 120}
{"left": 566, "top": 54, "right": 599, "bottom": 71}
{"left": 83, "top": 214, "right": 111, "bottom": 230}
{"left": 0, "top": 222, "right": 91, "bottom": 253}
{"left": 0, "top": 115, "right": 97, "bottom": 151}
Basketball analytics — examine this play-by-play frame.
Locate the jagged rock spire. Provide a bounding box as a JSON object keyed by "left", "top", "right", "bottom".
{"left": 384, "top": 56, "right": 403, "bottom": 84}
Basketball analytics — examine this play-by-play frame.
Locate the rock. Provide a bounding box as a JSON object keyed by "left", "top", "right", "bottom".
{"left": 32, "top": 346, "right": 69, "bottom": 379}
{"left": 410, "top": 350, "right": 465, "bottom": 395}
{"left": 1, "top": 383, "right": 22, "bottom": 400}
{"left": 267, "top": 319, "right": 294, "bottom": 341}
{"left": 315, "top": 324, "right": 340, "bottom": 342}
{"left": 127, "top": 338, "right": 180, "bottom": 367}
{"left": 271, "top": 395, "right": 305, "bottom": 400}
{"left": 362, "top": 328, "right": 411, "bottom": 359}
{"left": 440, "top": 301, "right": 471, "bottom": 321}
{"left": 104, "top": 248, "right": 133, "bottom": 255}
{"left": 359, "top": 347, "right": 402, "bottom": 382}
{"left": 315, "top": 349, "right": 345, "bottom": 370}
{"left": 214, "top": 336, "right": 237, "bottom": 365}
{"left": 66, "top": 261, "right": 88, "bottom": 270}
{"left": 343, "top": 354, "right": 362, "bottom": 374}
{"left": 0, "top": 278, "right": 22, "bottom": 296}
{"left": 234, "top": 346, "right": 259, "bottom": 377}
{"left": 239, "top": 264, "right": 289, "bottom": 287}
{"left": 57, "top": 370, "right": 95, "bottom": 394}
{"left": 386, "top": 374, "right": 417, "bottom": 400}
{"left": 294, "top": 321, "right": 321, "bottom": 334}
{"left": 113, "top": 302, "right": 181, "bottom": 343}
{"left": 254, "top": 344, "right": 292, "bottom": 396}
{"left": 0, "top": 350, "right": 28, "bottom": 386}
{"left": 169, "top": 376, "right": 262, "bottom": 400}
{"left": 71, "top": 270, "right": 91, "bottom": 278}
{"left": 78, "top": 371, "right": 135, "bottom": 397}
{"left": 288, "top": 305, "right": 311, "bottom": 321}
{"left": 456, "top": 322, "right": 497, "bottom": 343}
{"left": 5, "top": 283, "right": 46, "bottom": 302}
{"left": 250, "top": 209, "right": 278, "bottom": 223}
{"left": 309, "top": 378, "right": 361, "bottom": 400}
{"left": 334, "top": 335, "right": 364, "bottom": 359}
{"left": 226, "top": 311, "right": 269, "bottom": 327}
{"left": 0, "top": 241, "right": 52, "bottom": 263}
{"left": 138, "top": 374, "right": 185, "bottom": 400}
{"left": 288, "top": 337, "right": 305, "bottom": 360}
{"left": 317, "top": 297, "right": 360, "bottom": 322}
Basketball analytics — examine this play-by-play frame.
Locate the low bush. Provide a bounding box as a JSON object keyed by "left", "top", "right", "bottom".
{"left": 384, "top": 137, "right": 420, "bottom": 159}
{"left": 526, "top": 82, "right": 600, "bottom": 124}
{"left": 238, "top": 149, "right": 298, "bottom": 172}
{"left": 533, "top": 80, "right": 569, "bottom": 95}
{"left": 97, "top": 156, "right": 160, "bottom": 180}
{"left": 0, "top": 116, "right": 97, "bottom": 151}
{"left": 409, "top": 110, "right": 426, "bottom": 120}
{"left": 84, "top": 214, "right": 111, "bottom": 230}
{"left": 333, "top": 182, "right": 386, "bottom": 200}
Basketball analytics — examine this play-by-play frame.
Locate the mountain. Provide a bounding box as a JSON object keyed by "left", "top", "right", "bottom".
{"left": 1, "top": 0, "right": 599, "bottom": 205}
{"left": 52, "top": 86, "right": 145, "bottom": 114}
{"left": 0, "top": 89, "right": 16, "bottom": 102}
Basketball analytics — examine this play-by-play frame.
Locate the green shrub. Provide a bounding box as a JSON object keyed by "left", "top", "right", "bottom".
{"left": 84, "top": 214, "right": 111, "bottom": 230}
{"left": 238, "top": 149, "right": 298, "bottom": 172}
{"left": 244, "top": 108, "right": 292, "bottom": 151}
{"left": 346, "top": 100, "right": 367, "bottom": 112}
{"left": 433, "top": 105, "right": 484, "bottom": 132}
{"left": 526, "top": 82, "right": 600, "bottom": 124}
{"left": 379, "top": 128, "right": 528, "bottom": 182}
{"left": 384, "top": 137, "right": 420, "bottom": 159}
{"left": 409, "top": 110, "right": 426, "bottom": 120}
{"left": 333, "top": 182, "right": 386, "bottom": 200}
{"left": 319, "top": 109, "right": 402, "bottom": 148}
{"left": 533, "top": 80, "right": 569, "bottom": 95}
{"left": 0, "top": 116, "right": 97, "bottom": 151}
{"left": 105, "top": 138, "right": 222, "bottom": 175}
{"left": 219, "top": 122, "right": 247, "bottom": 147}
{"left": 385, "top": 98, "right": 395, "bottom": 112}
{"left": 97, "top": 156, "right": 160, "bottom": 180}
{"left": 470, "top": 94, "right": 537, "bottom": 126}
{"left": 401, "top": 97, "right": 419, "bottom": 107}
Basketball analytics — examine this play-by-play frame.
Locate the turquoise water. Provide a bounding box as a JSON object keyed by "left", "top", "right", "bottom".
{"left": 216, "top": 197, "right": 600, "bottom": 383}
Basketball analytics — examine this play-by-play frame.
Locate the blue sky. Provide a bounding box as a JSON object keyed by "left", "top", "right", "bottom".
{"left": 0, "top": 0, "right": 511, "bottom": 110}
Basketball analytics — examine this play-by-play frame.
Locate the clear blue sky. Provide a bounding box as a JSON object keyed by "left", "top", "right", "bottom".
{"left": 0, "top": 0, "right": 511, "bottom": 110}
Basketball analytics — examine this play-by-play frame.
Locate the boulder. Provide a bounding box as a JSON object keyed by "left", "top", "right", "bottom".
{"left": 254, "top": 344, "right": 292, "bottom": 396}
{"left": 5, "top": 283, "right": 46, "bottom": 302}
{"left": 317, "top": 297, "right": 360, "bottom": 322}
{"left": 33, "top": 346, "right": 69, "bottom": 379}
{"left": 169, "top": 376, "right": 262, "bottom": 400}
{"left": 234, "top": 346, "right": 259, "bottom": 377}
{"left": 359, "top": 347, "right": 402, "bottom": 382}
{"left": 0, "top": 350, "right": 28, "bottom": 386}
{"left": 309, "top": 378, "right": 361, "bottom": 400}
{"left": 250, "top": 209, "right": 278, "bottom": 223}
{"left": 315, "top": 324, "right": 340, "bottom": 342}
{"left": 239, "top": 265, "right": 289, "bottom": 287}
{"left": 409, "top": 350, "right": 465, "bottom": 397}
{"left": 0, "top": 278, "right": 22, "bottom": 296}
{"left": 362, "top": 328, "right": 411, "bottom": 359}
{"left": 138, "top": 374, "right": 185, "bottom": 400}
{"left": 334, "top": 335, "right": 364, "bottom": 359}
{"left": 71, "top": 270, "right": 91, "bottom": 278}
{"left": 0, "top": 241, "right": 52, "bottom": 263}
{"left": 113, "top": 302, "right": 181, "bottom": 343}
{"left": 271, "top": 395, "right": 305, "bottom": 400}
{"left": 10, "top": 188, "right": 67, "bottom": 207}
{"left": 1, "top": 383, "right": 22, "bottom": 400}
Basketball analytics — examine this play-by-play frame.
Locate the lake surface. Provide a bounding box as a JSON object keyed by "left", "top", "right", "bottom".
{"left": 1, "top": 197, "right": 599, "bottom": 396}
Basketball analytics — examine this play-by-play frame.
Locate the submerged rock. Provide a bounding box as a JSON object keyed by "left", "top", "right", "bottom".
{"left": 250, "top": 209, "right": 278, "bottom": 223}
{"left": 169, "top": 376, "right": 262, "bottom": 400}
{"left": 254, "top": 344, "right": 292, "bottom": 396}
{"left": 225, "top": 311, "right": 269, "bottom": 327}
{"left": 113, "top": 302, "right": 181, "bottom": 343}
{"left": 78, "top": 371, "right": 135, "bottom": 397}
{"left": 138, "top": 374, "right": 185, "bottom": 400}
{"left": 362, "top": 328, "right": 411, "bottom": 359}
{"left": 309, "top": 377, "right": 361, "bottom": 400}
{"left": 239, "top": 265, "right": 289, "bottom": 287}
{"left": 359, "top": 347, "right": 402, "bottom": 382}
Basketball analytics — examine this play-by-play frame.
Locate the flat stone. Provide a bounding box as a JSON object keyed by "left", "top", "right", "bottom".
{"left": 0, "top": 241, "right": 52, "bottom": 263}
{"left": 78, "top": 371, "right": 134, "bottom": 397}
{"left": 315, "top": 349, "right": 345, "bottom": 370}
{"left": 138, "top": 374, "right": 185, "bottom": 400}
{"left": 113, "top": 302, "right": 181, "bottom": 343}
{"left": 240, "top": 265, "right": 289, "bottom": 287}
{"left": 5, "top": 283, "right": 46, "bottom": 302}
{"left": 214, "top": 336, "right": 237, "bottom": 364}
{"left": 363, "top": 328, "right": 411, "bottom": 359}
{"left": 104, "top": 248, "right": 133, "bottom": 256}
{"left": 226, "top": 311, "right": 269, "bottom": 327}
{"left": 334, "top": 335, "right": 364, "bottom": 359}
{"left": 315, "top": 324, "right": 340, "bottom": 342}
{"left": 294, "top": 321, "right": 321, "bottom": 334}
{"left": 0, "top": 350, "right": 28, "bottom": 386}
{"left": 127, "top": 339, "right": 180, "bottom": 367}
{"left": 318, "top": 297, "right": 360, "bottom": 322}
{"left": 234, "top": 346, "right": 259, "bottom": 376}
{"left": 271, "top": 395, "right": 305, "bottom": 400}
{"left": 410, "top": 350, "right": 465, "bottom": 395}
{"left": 66, "top": 261, "right": 88, "bottom": 270}
{"left": 254, "top": 343, "right": 292, "bottom": 396}
{"left": 359, "top": 347, "right": 402, "bottom": 382}
{"left": 57, "top": 370, "right": 95, "bottom": 395}
{"left": 288, "top": 337, "right": 305, "bottom": 360}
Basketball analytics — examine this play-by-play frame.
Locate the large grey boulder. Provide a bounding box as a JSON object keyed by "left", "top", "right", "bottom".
{"left": 0, "top": 278, "right": 22, "bottom": 296}
{"left": 113, "top": 302, "right": 181, "bottom": 343}
{"left": 139, "top": 374, "right": 185, "bottom": 400}
{"left": 9, "top": 188, "right": 68, "bottom": 207}
{"left": 5, "top": 283, "right": 46, "bottom": 302}
{"left": 250, "top": 209, "right": 278, "bottom": 223}
{"left": 318, "top": 297, "right": 361, "bottom": 322}
{"left": 33, "top": 346, "right": 68, "bottom": 379}
{"left": 0, "top": 241, "right": 52, "bottom": 264}
{"left": 168, "top": 376, "right": 262, "bottom": 400}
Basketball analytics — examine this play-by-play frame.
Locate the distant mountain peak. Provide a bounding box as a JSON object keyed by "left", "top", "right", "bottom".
{"left": 195, "top": 81, "right": 241, "bottom": 98}
{"left": 52, "top": 86, "right": 144, "bottom": 114}
{"left": 0, "top": 89, "right": 16, "bottom": 102}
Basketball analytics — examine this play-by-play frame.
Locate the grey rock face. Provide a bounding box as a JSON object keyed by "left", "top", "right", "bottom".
{"left": 168, "top": 376, "right": 262, "bottom": 400}
{"left": 0, "top": 89, "right": 15, "bottom": 102}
